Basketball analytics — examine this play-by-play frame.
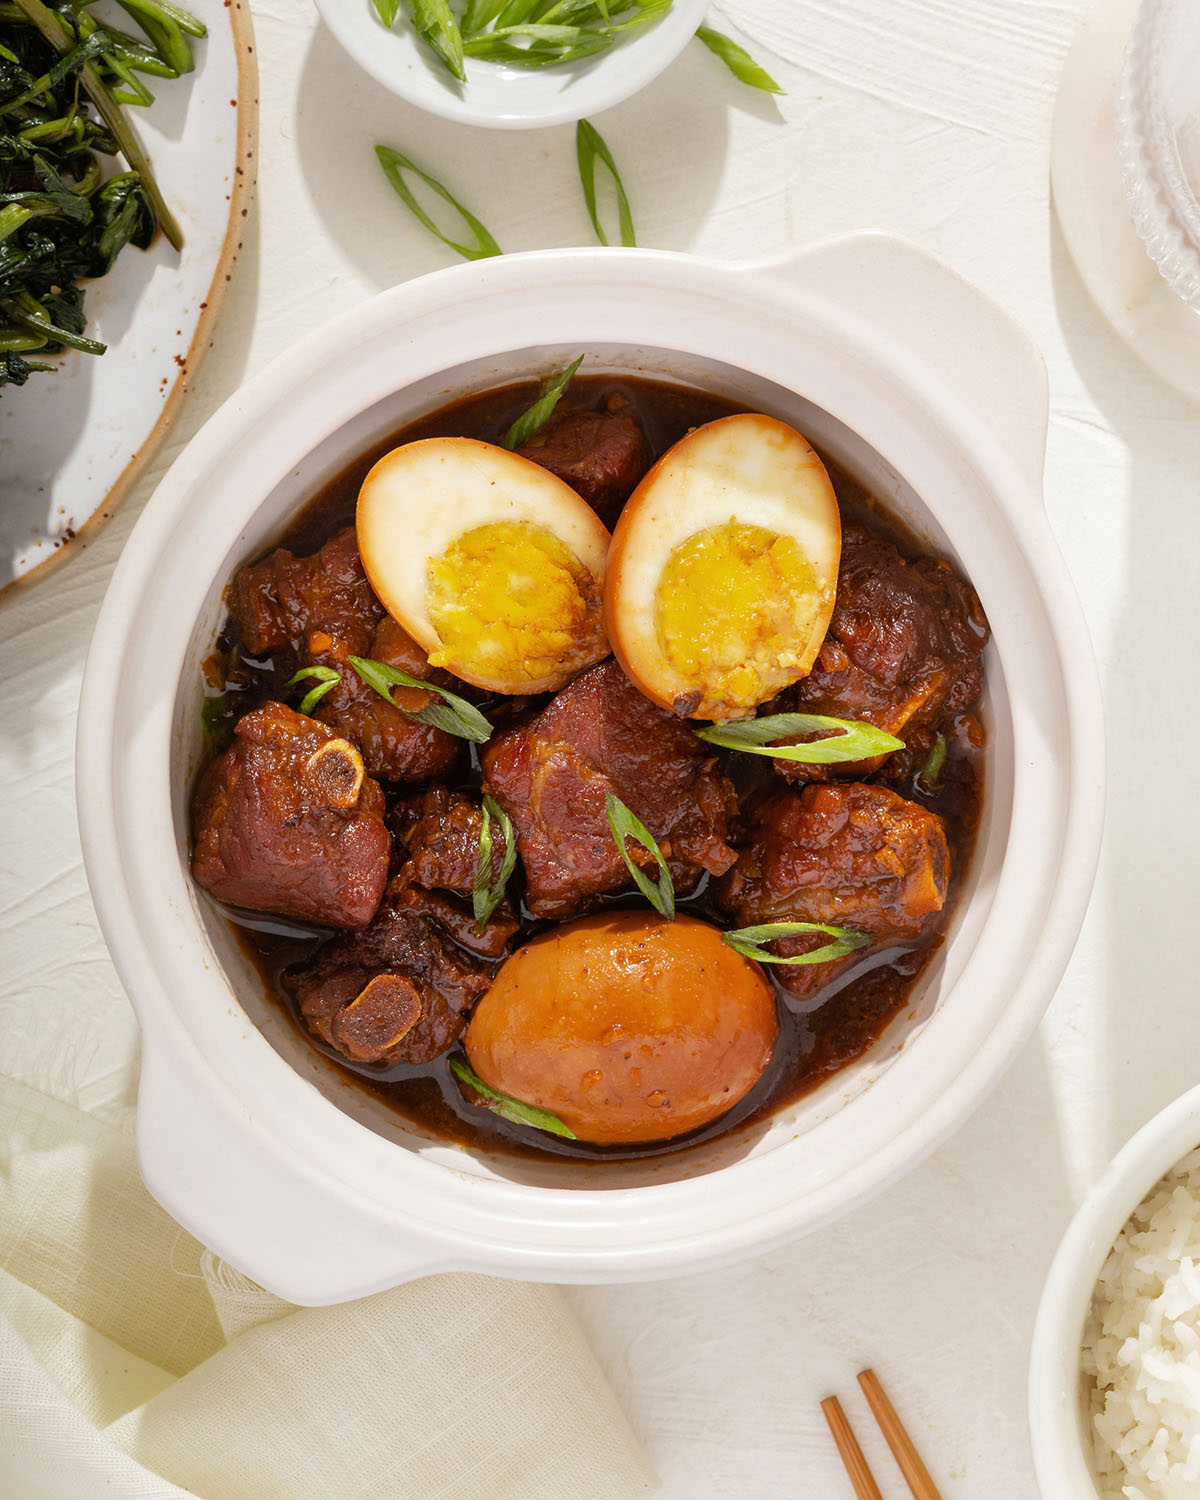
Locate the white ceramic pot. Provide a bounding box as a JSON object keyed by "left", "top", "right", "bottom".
{"left": 77, "top": 236, "right": 1105, "bottom": 1305}
{"left": 1029, "top": 1085, "right": 1200, "bottom": 1498}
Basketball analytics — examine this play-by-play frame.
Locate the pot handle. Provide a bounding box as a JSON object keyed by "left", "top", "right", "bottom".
{"left": 744, "top": 232, "right": 1050, "bottom": 499}
{"left": 137, "top": 1034, "right": 452, "bottom": 1305}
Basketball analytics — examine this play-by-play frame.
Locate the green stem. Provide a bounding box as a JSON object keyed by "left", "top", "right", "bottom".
{"left": 0, "top": 202, "right": 50, "bottom": 241}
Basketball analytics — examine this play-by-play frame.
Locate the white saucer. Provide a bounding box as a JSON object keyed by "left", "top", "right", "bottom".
{"left": 1052, "top": 0, "right": 1200, "bottom": 402}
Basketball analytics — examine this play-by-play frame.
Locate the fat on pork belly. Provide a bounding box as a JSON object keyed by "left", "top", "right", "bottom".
{"left": 516, "top": 391, "right": 652, "bottom": 527}
{"left": 481, "top": 657, "right": 738, "bottom": 921}
{"left": 773, "top": 525, "right": 988, "bottom": 780}
{"left": 714, "top": 781, "right": 950, "bottom": 1001}
{"left": 287, "top": 787, "right": 518, "bottom": 1067}
{"left": 191, "top": 701, "right": 391, "bottom": 930}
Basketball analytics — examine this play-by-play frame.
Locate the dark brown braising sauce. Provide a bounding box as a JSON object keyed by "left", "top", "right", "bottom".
{"left": 201, "top": 376, "right": 986, "bottom": 1163}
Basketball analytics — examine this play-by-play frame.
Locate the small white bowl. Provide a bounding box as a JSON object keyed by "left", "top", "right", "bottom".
{"left": 1030, "top": 1083, "right": 1200, "bottom": 1497}
{"left": 312, "top": 0, "right": 709, "bottom": 129}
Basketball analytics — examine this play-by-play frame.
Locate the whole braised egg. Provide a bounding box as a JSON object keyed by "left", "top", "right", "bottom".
{"left": 605, "top": 413, "right": 841, "bottom": 721}
{"left": 464, "top": 911, "right": 778, "bottom": 1146}
{"left": 356, "top": 437, "right": 611, "bottom": 696}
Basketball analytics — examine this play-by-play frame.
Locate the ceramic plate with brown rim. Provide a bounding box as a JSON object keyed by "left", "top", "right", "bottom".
{"left": 0, "top": 0, "right": 257, "bottom": 597}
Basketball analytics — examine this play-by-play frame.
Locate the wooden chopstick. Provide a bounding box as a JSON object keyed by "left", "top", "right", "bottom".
{"left": 820, "top": 1395, "right": 885, "bottom": 1500}
{"left": 857, "top": 1368, "right": 945, "bottom": 1500}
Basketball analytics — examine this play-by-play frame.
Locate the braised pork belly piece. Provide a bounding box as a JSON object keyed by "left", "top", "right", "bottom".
{"left": 714, "top": 782, "right": 950, "bottom": 1001}
{"left": 516, "top": 392, "right": 651, "bottom": 527}
{"left": 228, "top": 526, "right": 383, "bottom": 658}
{"left": 308, "top": 616, "right": 461, "bottom": 785}
{"left": 288, "top": 889, "right": 493, "bottom": 1066}
{"left": 481, "top": 658, "right": 738, "bottom": 921}
{"left": 774, "top": 526, "right": 987, "bottom": 779}
{"left": 229, "top": 528, "right": 461, "bottom": 784}
{"left": 389, "top": 786, "right": 508, "bottom": 899}
{"left": 191, "top": 701, "right": 391, "bottom": 930}
{"left": 287, "top": 786, "right": 518, "bottom": 1066}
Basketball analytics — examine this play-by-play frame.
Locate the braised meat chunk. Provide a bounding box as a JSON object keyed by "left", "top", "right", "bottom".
{"left": 714, "top": 782, "right": 950, "bottom": 1000}
{"left": 309, "top": 616, "right": 461, "bottom": 785}
{"left": 227, "top": 526, "right": 383, "bottom": 658}
{"left": 516, "top": 392, "right": 651, "bottom": 527}
{"left": 287, "top": 878, "right": 496, "bottom": 1065}
{"left": 482, "top": 658, "right": 737, "bottom": 920}
{"left": 388, "top": 785, "right": 519, "bottom": 958}
{"left": 390, "top": 785, "right": 508, "bottom": 897}
{"left": 776, "top": 526, "right": 987, "bottom": 778}
{"left": 191, "top": 702, "right": 391, "bottom": 929}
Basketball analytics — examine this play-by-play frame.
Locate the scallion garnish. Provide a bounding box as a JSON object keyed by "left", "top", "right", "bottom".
{"left": 695, "top": 713, "right": 904, "bottom": 765}
{"left": 502, "top": 355, "right": 583, "bottom": 450}
{"left": 375, "top": 145, "right": 502, "bottom": 262}
{"left": 694, "top": 25, "right": 783, "bottom": 94}
{"left": 605, "top": 791, "right": 674, "bottom": 919}
{"left": 449, "top": 1055, "right": 577, "bottom": 1138}
{"left": 722, "top": 922, "right": 872, "bottom": 966}
{"left": 286, "top": 664, "right": 341, "bottom": 716}
{"left": 380, "top": 0, "right": 673, "bottom": 72}
{"left": 473, "top": 794, "right": 518, "bottom": 931}
{"left": 576, "top": 119, "right": 636, "bottom": 247}
{"left": 919, "top": 732, "right": 947, "bottom": 787}
{"left": 348, "top": 655, "right": 493, "bottom": 744}
{"left": 403, "top": 0, "right": 466, "bottom": 80}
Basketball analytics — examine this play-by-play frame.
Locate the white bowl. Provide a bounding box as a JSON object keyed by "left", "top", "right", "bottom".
{"left": 312, "top": 0, "right": 709, "bottom": 129}
{"left": 1030, "top": 1084, "right": 1200, "bottom": 1498}
{"left": 77, "top": 236, "right": 1105, "bottom": 1304}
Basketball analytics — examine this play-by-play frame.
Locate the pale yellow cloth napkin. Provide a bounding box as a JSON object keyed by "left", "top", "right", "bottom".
{"left": 0, "top": 1077, "right": 655, "bottom": 1499}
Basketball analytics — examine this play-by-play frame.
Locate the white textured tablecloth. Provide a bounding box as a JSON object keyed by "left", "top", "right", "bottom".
{"left": 5, "top": 0, "right": 1200, "bottom": 1494}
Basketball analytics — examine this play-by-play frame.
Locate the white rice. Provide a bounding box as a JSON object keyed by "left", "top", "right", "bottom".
{"left": 1082, "top": 1146, "right": 1200, "bottom": 1499}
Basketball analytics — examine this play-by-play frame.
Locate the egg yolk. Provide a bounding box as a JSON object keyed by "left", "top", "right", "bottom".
{"left": 654, "top": 521, "right": 820, "bottom": 714}
{"left": 426, "top": 521, "right": 606, "bottom": 685}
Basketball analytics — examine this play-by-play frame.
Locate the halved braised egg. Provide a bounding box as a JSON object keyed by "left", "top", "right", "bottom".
{"left": 357, "top": 437, "right": 611, "bottom": 695}
{"left": 605, "top": 414, "right": 841, "bottom": 721}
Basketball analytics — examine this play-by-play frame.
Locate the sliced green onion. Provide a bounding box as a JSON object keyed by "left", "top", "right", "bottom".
{"left": 374, "top": 145, "right": 502, "bottom": 262}
{"left": 449, "top": 1056, "right": 577, "bottom": 1138}
{"left": 722, "top": 922, "right": 872, "bottom": 966}
{"left": 403, "top": 0, "right": 466, "bottom": 81}
{"left": 473, "top": 794, "right": 518, "bottom": 932}
{"left": 919, "top": 732, "right": 947, "bottom": 787}
{"left": 460, "top": 0, "right": 508, "bottom": 34}
{"left": 695, "top": 713, "right": 904, "bottom": 765}
{"left": 695, "top": 25, "right": 783, "bottom": 93}
{"left": 605, "top": 791, "right": 674, "bottom": 919}
{"left": 287, "top": 664, "right": 341, "bottom": 717}
{"left": 502, "top": 354, "right": 583, "bottom": 450}
{"left": 462, "top": 30, "right": 611, "bottom": 63}
{"left": 348, "top": 655, "right": 493, "bottom": 744}
{"left": 576, "top": 119, "right": 635, "bottom": 247}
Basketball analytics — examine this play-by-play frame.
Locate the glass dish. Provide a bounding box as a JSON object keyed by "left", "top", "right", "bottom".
{"left": 1118, "top": 0, "right": 1200, "bottom": 315}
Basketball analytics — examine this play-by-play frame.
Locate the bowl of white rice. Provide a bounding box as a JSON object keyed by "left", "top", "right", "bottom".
{"left": 1031, "top": 1083, "right": 1200, "bottom": 1498}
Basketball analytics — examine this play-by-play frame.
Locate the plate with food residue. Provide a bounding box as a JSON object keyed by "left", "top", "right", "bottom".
{"left": 0, "top": 0, "right": 257, "bottom": 597}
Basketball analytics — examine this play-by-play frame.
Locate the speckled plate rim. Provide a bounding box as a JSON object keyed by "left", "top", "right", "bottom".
{"left": 0, "top": 0, "right": 259, "bottom": 604}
